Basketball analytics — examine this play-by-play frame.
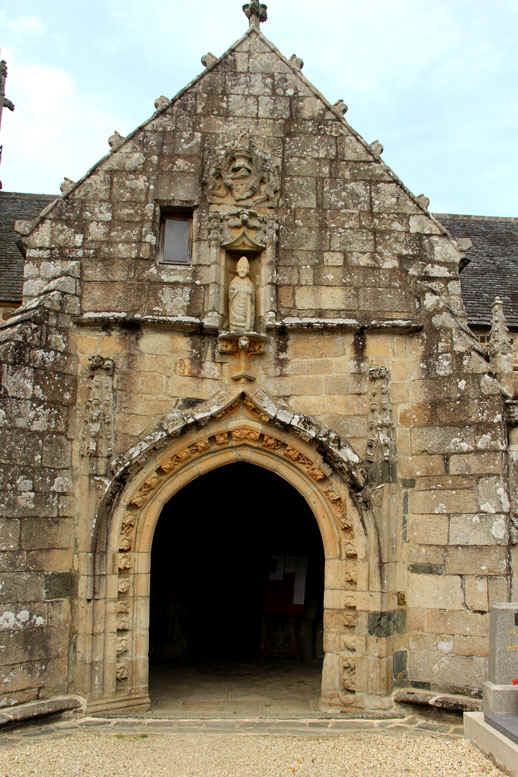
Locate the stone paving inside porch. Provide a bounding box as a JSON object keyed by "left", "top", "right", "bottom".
{"left": 146, "top": 659, "right": 324, "bottom": 718}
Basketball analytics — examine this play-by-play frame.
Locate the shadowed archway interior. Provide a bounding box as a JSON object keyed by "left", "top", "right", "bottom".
{"left": 149, "top": 462, "right": 325, "bottom": 704}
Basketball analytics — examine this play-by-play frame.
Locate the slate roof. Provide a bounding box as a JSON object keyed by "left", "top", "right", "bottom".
{"left": 436, "top": 213, "right": 518, "bottom": 328}
{"left": 0, "top": 191, "right": 56, "bottom": 302}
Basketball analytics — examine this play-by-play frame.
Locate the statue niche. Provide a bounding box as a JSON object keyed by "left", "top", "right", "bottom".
{"left": 229, "top": 256, "right": 256, "bottom": 332}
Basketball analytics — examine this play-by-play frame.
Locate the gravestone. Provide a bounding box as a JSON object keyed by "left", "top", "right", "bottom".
{"left": 484, "top": 603, "right": 518, "bottom": 744}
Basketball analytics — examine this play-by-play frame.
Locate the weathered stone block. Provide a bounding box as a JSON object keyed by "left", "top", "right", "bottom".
{"left": 337, "top": 136, "right": 372, "bottom": 161}
{"left": 0, "top": 551, "right": 27, "bottom": 571}
{"left": 407, "top": 572, "right": 464, "bottom": 609}
{"left": 0, "top": 572, "right": 44, "bottom": 603}
{"left": 445, "top": 547, "right": 507, "bottom": 576}
{"left": 411, "top": 426, "right": 475, "bottom": 455}
{"left": 449, "top": 453, "right": 503, "bottom": 475}
{"left": 295, "top": 286, "right": 357, "bottom": 310}
{"left": 477, "top": 477, "right": 510, "bottom": 514}
{"left": 358, "top": 287, "right": 414, "bottom": 313}
{"left": 283, "top": 177, "right": 317, "bottom": 208}
{"left": 408, "top": 650, "right": 485, "bottom": 694}
{"left": 44, "top": 572, "right": 75, "bottom": 600}
{"left": 0, "top": 519, "right": 20, "bottom": 551}
{"left": 371, "top": 183, "right": 419, "bottom": 214}
{"left": 408, "top": 515, "right": 449, "bottom": 545}
{"left": 464, "top": 576, "right": 489, "bottom": 612}
{"left": 450, "top": 514, "right": 508, "bottom": 546}
{"left": 323, "top": 181, "right": 369, "bottom": 211}
{"left": 409, "top": 489, "right": 478, "bottom": 515}
{"left": 21, "top": 518, "right": 73, "bottom": 550}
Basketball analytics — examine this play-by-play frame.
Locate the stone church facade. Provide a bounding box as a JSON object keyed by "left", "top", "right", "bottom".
{"left": 1, "top": 2, "right": 517, "bottom": 714}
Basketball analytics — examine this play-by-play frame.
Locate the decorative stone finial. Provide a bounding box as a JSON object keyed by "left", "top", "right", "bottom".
{"left": 0, "top": 60, "right": 14, "bottom": 114}
{"left": 333, "top": 100, "right": 348, "bottom": 115}
{"left": 60, "top": 177, "right": 75, "bottom": 195}
{"left": 416, "top": 194, "right": 430, "bottom": 210}
{"left": 201, "top": 53, "right": 218, "bottom": 68}
{"left": 154, "top": 96, "right": 169, "bottom": 110}
{"left": 289, "top": 54, "right": 304, "bottom": 70}
{"left": 369, "top": 140, "right": 384, "bottom": 156}
{"left": 0, "top": 59, "right": 15, "bottom": 188}
{"left": 489, "top": 297, "right": 513, "bottom": 357}
{"left": 455, "top": 237, "right": 472, "bottom": 253}
{"left": 489, "top": 296, "right": 514, "bottom": 396}
{"left": 243, "top": 1, "right": 267, "bottom": 28}
{"left": 108, "top": 131, "right": 125, "bottom": 149}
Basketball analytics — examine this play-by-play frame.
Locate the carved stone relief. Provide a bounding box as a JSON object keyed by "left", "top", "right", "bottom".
{"left": 80, "top": 356, "right": 115, "bottom": 475}
{"left": 365, "top": 367, "right": 395, "bottom": 484}
{"left": 126, "top": 425, "right": 337, "bottom": 513}
{"left": 206, "top": 134, "right": 280, "bottom": 207}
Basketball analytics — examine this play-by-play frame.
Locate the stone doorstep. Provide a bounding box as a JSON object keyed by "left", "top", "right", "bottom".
{"left": 393, "top": 688, "right": 481, "bottom": 713}
{"left": 55, "top": 714, "right": 410, "bottom": 733}
{"left": 465, "top": 711, "right": 518, "bottom": 777}
{"left": 0, "top": 696, "right": 85, "bottom": 728}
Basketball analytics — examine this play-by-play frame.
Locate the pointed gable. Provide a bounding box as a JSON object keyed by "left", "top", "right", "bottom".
{"left": 18, "top": 20, "right": 464, "bottom": 325}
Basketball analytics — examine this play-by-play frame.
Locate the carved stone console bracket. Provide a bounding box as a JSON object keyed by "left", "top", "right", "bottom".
{"left": 218, "top": 331, "right": 269, "bottom": 382}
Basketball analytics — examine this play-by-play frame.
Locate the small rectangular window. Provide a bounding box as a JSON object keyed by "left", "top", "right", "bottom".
{"left": 160, "top": 212, "right": 192, "bottom": 264}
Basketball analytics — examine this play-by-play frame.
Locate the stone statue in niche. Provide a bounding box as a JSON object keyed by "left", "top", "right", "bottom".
{"left": 229, "top": 256, "right": 255, "bottom": 332}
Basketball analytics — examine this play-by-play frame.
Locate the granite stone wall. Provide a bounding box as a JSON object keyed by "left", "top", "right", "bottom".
{"left": 0, "top": 299, "right": 76, "bottom": 706}
{"left": 0, "top": 24, "right": 513, "bottom": 710}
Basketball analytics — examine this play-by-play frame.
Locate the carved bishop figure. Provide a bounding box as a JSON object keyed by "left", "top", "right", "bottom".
{"left": 229, "top": 256, "right": 255, "bottom": 332}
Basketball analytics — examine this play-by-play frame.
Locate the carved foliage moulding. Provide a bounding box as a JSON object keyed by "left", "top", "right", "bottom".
{"left": 365, "top": 367, "right": 395, "bottom": 484}
{"left": 80, "top": 355, "right": 115, "bottom": 475}
{"left": 112, "top": 413, "right": 358, "bottom": 690}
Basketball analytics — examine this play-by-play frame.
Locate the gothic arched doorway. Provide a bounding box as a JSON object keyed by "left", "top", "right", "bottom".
{"left": 148, "top": 462, "right": 325, "bottom": 714}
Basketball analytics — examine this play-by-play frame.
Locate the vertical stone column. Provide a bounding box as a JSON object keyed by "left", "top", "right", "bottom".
{"left": 204, "top": 212, "right": 223, "bottom": 329}
{"left": 505, "top": 401, "right": 518, "bottom": 600}
{"left": 262, "top": 217, "right": 278, "bottom": 328}
{"left": 489, "top": 297, "right": 514, "bottom": 398}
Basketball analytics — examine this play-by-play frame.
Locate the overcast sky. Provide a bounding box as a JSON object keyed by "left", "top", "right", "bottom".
{"left": 1, "top": 0, "right": 517, "bottom": 216}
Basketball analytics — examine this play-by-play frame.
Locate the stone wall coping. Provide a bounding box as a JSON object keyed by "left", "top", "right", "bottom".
{"left": 75, "top": 312, "right": 208, "bottom": 332}
{"left": 0, "top": 696, "right": 86, "bottom": 728}
{"left": 74, "top": 313, "right": 423, "bottom": 334}
{"left": 393, "top": 687, "right": 481, "bottom": 712}
{"left": 278, "top": 317, "right": 423, "bottom": 333}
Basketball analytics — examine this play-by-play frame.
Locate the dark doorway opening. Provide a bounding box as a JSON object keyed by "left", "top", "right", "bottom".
{"left": 149, "top": 462, "right": 324, "bottom": 712}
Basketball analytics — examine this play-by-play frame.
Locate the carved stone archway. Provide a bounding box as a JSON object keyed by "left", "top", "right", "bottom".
{"left": 80, "top": 391, "right": 382, "bottom": 714}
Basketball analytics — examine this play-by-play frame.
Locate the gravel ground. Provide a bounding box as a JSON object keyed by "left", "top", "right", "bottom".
{"left": 0, "top": 729, "right": 506, "bottom": 777}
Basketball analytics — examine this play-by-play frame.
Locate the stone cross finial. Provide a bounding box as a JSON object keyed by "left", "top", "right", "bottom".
{"left": 243, "top": 1, "right": 267, "bottom": 28}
